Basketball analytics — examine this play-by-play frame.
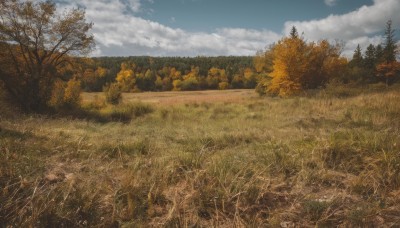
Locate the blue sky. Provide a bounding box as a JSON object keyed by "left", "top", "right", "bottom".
{"left": 52, "top": 0, "right": 399, "bottom": 57}
{"left": 138, "top": 0, "right": 372, "bottom": 32}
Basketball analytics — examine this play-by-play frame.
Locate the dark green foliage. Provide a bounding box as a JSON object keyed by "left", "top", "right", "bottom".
{"left": 382, "top": 20, "right": 397, "bottom": 63}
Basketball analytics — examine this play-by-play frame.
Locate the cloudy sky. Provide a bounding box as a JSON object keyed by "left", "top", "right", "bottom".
{"left": 53, "top": 0, "right": 400, "bottom": 57}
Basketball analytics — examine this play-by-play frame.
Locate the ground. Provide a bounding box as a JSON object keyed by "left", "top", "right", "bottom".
{"left": 1, "top": 86, "right": 400, "bottom": 226}
{"left": 82, "top": 89, "right": 258, "bottom": 106}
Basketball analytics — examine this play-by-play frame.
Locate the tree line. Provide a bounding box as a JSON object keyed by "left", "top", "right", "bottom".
{"left": 81, "top": 56, "right": 258, "bottom": 92}
{"left": 255, "top": 22, "right": 399, "bottom": 96}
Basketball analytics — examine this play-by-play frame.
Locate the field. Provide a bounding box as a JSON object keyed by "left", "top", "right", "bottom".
{"left": 82, "top": 89, "right": 258, "bottom": 106}
{"left": 1, "top": 86, "right": 400, "bottom": 226}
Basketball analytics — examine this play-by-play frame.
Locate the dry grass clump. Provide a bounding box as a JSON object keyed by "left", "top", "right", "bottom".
{"left": 1, "top": 85, "right": 400, "bottom": 226}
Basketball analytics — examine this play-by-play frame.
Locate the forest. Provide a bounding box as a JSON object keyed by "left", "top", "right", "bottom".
{"left": 0, "top": 0, "right": 399, "bottom": 111}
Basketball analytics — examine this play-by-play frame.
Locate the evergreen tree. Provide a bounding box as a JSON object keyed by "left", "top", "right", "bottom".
{"left": 364, "top": 44, "right": 376, "bottom": 68}
{"left": 290, "top": 26, "right": 299, "bottom": 39}
{"left": 377, "top": 20, "right": 400, "bottom": 86}
{"left": 382, "top": 20, "right": 397, "bottom": 63}
{"left": 374, "top": 44, "right": 384, "bottom": 65}
{"left": 363, "top": 44, "right": 377, "bottom": 82}
{"left": 351, "top": 44, "right": 363, "bottom": 67}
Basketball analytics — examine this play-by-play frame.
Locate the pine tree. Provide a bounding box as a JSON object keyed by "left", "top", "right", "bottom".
{"left": 290, "top": 26, "right": 299, "bottom": 39}
{"left": 351, "top": 44, "right": 363, "bottom": 67}
{"left": 382, "top": 20, "right": 397, "bottom": 63}
{"left": 375, "top": 44, "right": 384, "bottom": 63}
{"left": 377, "top": 20, "right": 400, "bottom": 86}
{"left": 364, "top": 44, "right": 376, "bottom": 68}
{"left": 363, "top": 44, "right": 377, "bottom": 82}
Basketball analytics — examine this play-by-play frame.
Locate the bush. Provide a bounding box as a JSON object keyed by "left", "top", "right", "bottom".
{"left": 181, "top": 77, "right": 199, "bottom": 91}
{"left": 98, "top": 102, "right": 154, "bottom": 122}
{"left": 63, "top": 79, "right": 81, "bottom": 107}
{"left": 49, "top": 79, "right": 81, "bottom": 109}
{"left": 218, "top": 82, "right": 229, "bottom": 90}
{"left": 172, "top": 80, "right": 182, "bottom": 91}
{"left": 104, "top": 83, "right": 122, "bottom": 105}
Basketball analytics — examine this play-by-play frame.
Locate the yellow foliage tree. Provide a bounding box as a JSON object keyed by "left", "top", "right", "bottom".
{"left": 49, "top": 79, "right": 81, "bottom": 109}
{"left": 264, "top": 27, "right": 346, "bottom": 96}
{"left": 207, "top": 67, "right": 226, "bottom": 89}
{"left": 268, "top": 36, "right": 308, "bottom": 96}
{"left": 64, "top": 79, "right": 82, "bottom": 107}
{"left": 116, "top": 62, "right": 136, "bottom": 92}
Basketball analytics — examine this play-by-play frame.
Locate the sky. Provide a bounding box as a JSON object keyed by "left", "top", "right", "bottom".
{"left": 51, "top": 0, "right": 400, "bottom": 58}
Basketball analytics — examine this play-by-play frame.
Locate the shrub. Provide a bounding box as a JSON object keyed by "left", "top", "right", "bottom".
{"left": 104, "top": 83, "right": 122, "bottom": 105}
{"left": 181, "top": 77, "right": 199, "bottom": 91}
{"left": 218, "top": 82, "right": 229, "bottom": 90}
{"left": 63, "top": 79, "right": 81, "bottom": 107}
{"left": 172, "top": 79, "right": 182, "bottom": 91}
{"left": 48, "top": 79, "right": 81, "bottom": 109}
{"left": 95, "top": 102, "right": 154, "bottom": 122}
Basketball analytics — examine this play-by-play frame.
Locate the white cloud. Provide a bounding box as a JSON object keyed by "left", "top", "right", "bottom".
{"left": 324, "top": 0, "right": 337, "bottom": 7}
{"left": 284, "top": 0, "right": 400, "bottom": 57}
{"left": 51, "top": 0, "right": 399, "bottom": 57}
{"left": 54, "top": 0, "right": 280, "bottom": 56}
{"left": 127, "top": 0, "right": 141, "bottom": 12}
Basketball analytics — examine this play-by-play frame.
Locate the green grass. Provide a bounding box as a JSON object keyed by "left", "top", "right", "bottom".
{"left": 1, "top": 86, "right": 400, "bottom": 226}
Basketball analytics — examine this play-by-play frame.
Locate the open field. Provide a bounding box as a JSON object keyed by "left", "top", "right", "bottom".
{"left": 1, "top": 86, "right": 400, "bottom": 226}
{"left": 82, "top": 89, "right": 258, "bottom": 106}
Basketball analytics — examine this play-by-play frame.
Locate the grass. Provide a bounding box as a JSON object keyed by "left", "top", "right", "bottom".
{"left": 1, "top": 85, "right": 400, "bottom": 226}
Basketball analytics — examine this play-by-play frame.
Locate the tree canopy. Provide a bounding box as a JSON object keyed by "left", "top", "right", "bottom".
{"left": 257, "top": 27, "right": 346, "bottom": 96}
{"left": 0, "top": 0, "right": 94, "bottom": 111}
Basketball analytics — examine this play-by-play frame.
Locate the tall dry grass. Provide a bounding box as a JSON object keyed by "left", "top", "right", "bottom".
{"left": 1, "top": 85, "right": 400, "bottom": 226}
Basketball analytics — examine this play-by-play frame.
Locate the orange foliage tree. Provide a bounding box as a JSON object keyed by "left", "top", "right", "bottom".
{"left": 376, "top": 62, "right": 400, "bottom": 86}
{"left": 259, "top": 27, "right": 346, "bottom": 96}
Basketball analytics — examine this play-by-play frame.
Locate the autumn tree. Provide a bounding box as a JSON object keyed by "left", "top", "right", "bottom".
{"left": 207, "top": 67, "right": 226, "bottom": 89}
{"left": 181, "top": 66, "right": 200, "bottom": 91}
{"left": 0, "top": 0, "right": 94, "bottom": 111}
{"left": 267, "top": 27, "right": 309, "bottom": 96}
{"left": 305, "top": 40, "right": 346, "bottom": 87}
{"left": 258, "top": 27, "right": 346, "bottom": 96}
{"left": 116, "top": 62, "right": 136, "bottom": 92}
{"left": 254, "top": 50, "right": 266, "bottom": 73}
{"left": 377, "top": 20, "right": 400, "bottom": 86}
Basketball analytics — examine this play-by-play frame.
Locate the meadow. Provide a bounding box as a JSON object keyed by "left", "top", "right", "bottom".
{"left": 1, "top": 85, "right": 400, "bottom": 227}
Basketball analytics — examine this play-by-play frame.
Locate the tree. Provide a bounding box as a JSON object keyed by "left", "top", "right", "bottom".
{"left": 376, "top": 62, "right": 400, "bottom": 86}
{"left": 382, "top": 20, "right": 397, "bottom": 63}
{"left": 116, "top": 62, "right": 136, "bottom": 92}
{"left": 0, "top": 0, "right": 94, "bottom": 111}
{"left": 347, "top": 44, "right": 366, "bottom": 82}
{"left": 260, "top": 28, "right": 345, "bottom": 96}
{"left": 375, "top": 44, "right": 384, "bottom": 63}
{"left": 361, "top": 44, "right": 377, "bottom": 83}
{"left": 377, "top": 20, "right": 399, "bottom": 86}
{"left": 290, "top": 26, "right": 299, "bottom": 39}
{"left": 350, "top": 44, "right": 363, "bottom": 67}
{"left": 267, "top": 32, "right": 309, "bottom": 96}
{"left": 364, "top": 44, "right": 376, "bottom": 69}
